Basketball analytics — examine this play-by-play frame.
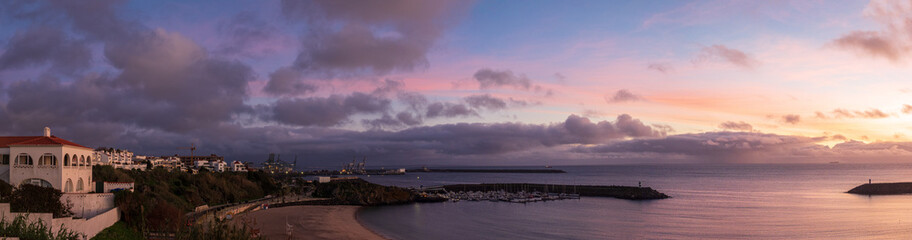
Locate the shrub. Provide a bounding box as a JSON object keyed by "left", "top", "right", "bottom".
{"left": 176, "top": 217, "right": 263, "bottom": 240}
{"left": 9, "top": 184, "right": 72, "bottom": 218}
{"left": 0, "top": 180, "right": 12, "bottom": 202}
{"left": 0, "top": 214, "right": 81, "bottom": 240}
{"left": 103, "top": 167, "right": 280, "bottom": 233}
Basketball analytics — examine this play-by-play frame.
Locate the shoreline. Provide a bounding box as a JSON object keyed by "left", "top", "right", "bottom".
{"left": 236, "top": 205, "right": 387, "bottom": 240}
{"left": 355, "top": 206, "right": 393, "bottom": 240}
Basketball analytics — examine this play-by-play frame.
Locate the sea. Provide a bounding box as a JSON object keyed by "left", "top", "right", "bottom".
{"left": 356, "top": 163, "right": 912, "bottom": 239}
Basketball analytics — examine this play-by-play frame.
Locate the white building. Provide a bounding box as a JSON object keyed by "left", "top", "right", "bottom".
{"left": 231, "top": 161, "right": 247, "bottom": 172}
{"left": 209, "top": 160, "right": 227, "bottom": 172}
{"left": 148, "top": 156, "right": 182, "bottom": 171}
{"left": 93, "top": 148, "right": 134, "bottom": 169}
{"left": 194, "top": 160, "right": 210, "bottom": 170}
{"left": 0, "top": 128, "right": 119, "bottom": 238}
{"left": 0, "top": 127, "right": 94, "bottom": 193}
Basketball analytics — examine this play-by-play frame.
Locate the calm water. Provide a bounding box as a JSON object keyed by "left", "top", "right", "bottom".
{"left": 357, "top": 163, "right": 912, "bottom": 239}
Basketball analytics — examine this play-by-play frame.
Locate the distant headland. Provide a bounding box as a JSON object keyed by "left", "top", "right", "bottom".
{"left": 847, "top": 182, "right": 912, "bottom": 195}
{"left": 407, "top": 168, "right": 567, "bottom": 173}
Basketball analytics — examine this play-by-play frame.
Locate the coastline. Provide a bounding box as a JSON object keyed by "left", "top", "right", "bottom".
{"left": 355, "top": 206, "right": 393, "bottom": 240}
{"left": 236, "top": 205, "right": 388, "bottom": 240}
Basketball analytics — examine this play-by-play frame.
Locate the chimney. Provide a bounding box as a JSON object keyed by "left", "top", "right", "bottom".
{"left": 43, "top": 127, "right": 51, "bottom": 137}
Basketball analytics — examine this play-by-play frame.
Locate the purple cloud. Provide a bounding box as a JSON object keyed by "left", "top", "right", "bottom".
{"left": 694, "top": 44, "right": 759, "bottom": 69}
{"left": 605, "top": 89, "right": 643, "bottom": 103}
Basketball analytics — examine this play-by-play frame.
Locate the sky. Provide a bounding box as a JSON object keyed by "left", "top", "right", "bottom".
{"left": 1, "top": 0, "right": 912, "bottom": 168}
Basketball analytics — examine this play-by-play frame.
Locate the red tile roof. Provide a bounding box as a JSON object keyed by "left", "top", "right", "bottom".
{"left": 0, "top": 136, "right": 90, "bottom": 149}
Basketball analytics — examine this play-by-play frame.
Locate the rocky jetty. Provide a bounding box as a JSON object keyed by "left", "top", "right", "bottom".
{"left": 313, "top": 179, "right": 415, "bottom": 205}
{"left": 408, "top": 168, "right": 566, "bottom": 173}
{"left": 440, "top": 183, "right": 670, "bottom": 200}
{"left": 847, "top": 182, "right": 912, "bottom": 195}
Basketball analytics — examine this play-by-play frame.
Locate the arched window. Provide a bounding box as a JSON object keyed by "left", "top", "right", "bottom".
{"left": 21, "top": 178, "right": 52, "bottom": 188}
{"left": 76, "top": 178, "right": 84, "bottom": 191}
{"left": 39, "top": 153, "right": 56, "bottom": 166}
{"left": 64, "top": 179, "right": 73, "bottom": 192}
{"left": 86, "top": 156, "right": 92, "bottom": 166}
{"left": 79, "top": 156, "right": 85, "bottom": 166}
{"left": 16, "top": 153, "right": 32, "bottom": 165}
{"left": 64, "top": 154, "right": 70, "bottom": 166}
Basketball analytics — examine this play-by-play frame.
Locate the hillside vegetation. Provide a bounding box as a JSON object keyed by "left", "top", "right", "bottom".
{"left": 93, "top": 166, "right": 279, "bottom": 232}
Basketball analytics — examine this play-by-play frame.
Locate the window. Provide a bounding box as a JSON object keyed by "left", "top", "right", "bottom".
{"left": 1, "top": 154, "right": 8, "bottom": 165}
{"left": 21, "top": 178, "right": 52, "bottom": 188}
{"left": 76, "top": 178, "right": 84, "bottom": 191}
{"left": 39, "top": 153, "right": 56, "bottom": 166}
{"left": 86, "top": 156, "right": 92, "bottom": 166}
{"left": 64, "top": 179, "right": 73, "bottom": 193}
{"left": 79, "top": 156, "right": 85, "bottom": 166}
{"left": 64, "top": 154, "right": 70, "bottom": 166}
{"left": 16, "top": 154, "right": 32, "bottom": 165}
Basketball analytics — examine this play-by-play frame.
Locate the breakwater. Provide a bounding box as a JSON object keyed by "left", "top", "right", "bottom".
{"left": 407, "top": 169, "right": 567, "bottom": 173}
{"left": 437, "top": 183, "right": 669, "bottom": 200}
{"left": 847, "top": 182, "right": 912, "bottom": 195}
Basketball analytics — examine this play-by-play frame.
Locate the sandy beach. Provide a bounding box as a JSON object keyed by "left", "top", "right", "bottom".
{"left": 236, "top": 205, "right": 387, "bottom": 240}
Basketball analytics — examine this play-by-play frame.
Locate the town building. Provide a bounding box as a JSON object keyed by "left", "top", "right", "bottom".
{"left": 231, "top": 161, "right": 247, "bottom": 172}
{"left": 210, "top": 160, "right": 227, "bottom": 172}
{"left": 194, "top": 160, "right": 210, "bottom": 170}
{"left": 0, "top": 127, "right": 94, "bottom": 193}
{"left": 147, "top": 156, "right": 182, "bottom": 171}
{"left": 174, "top": 154, "right": 223, "bottom": 168}
{"left": 93, "top": 148, "right": 134, "bottom": 169}
{"left": 0, "top": 128, "right": 119, "bottom": 238}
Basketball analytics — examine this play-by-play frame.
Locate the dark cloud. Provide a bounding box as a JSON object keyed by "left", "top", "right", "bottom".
{"left": 646, "top": 63, "right": 673, "bottom": 73}
{"left": 215, "top": 11, "right": 285, "bottom": 58}
{"left": 833, "top": 31, "right": 902, "bottom": 62}
{"left": 426, "top": 102, "right": 477, "bottom": 118}
{"left": 574, "top": 132, "right": 826, "bottom": 162}
{"left": 831, "top": 1, "right": 912, "bottom": 62}
{"left": 719, "top": 121, "right": 752, "bottom": 132}
{"left": 263, "top": 66, "right": 318, "bottom": 96}
{"left": 562, "top": 114, "right": 667, "bottom": 143}
{"left": 358, "top": 114, "right": 665, "bottom": 155}
{"left": 4, "top": 29, "right": 255, "bottom": 133}
{"left": 272, "top": 92, "right": 390, "bottom": 127}
{"left": 0, "top": 27, "right": 91, "bottom": 74}
{"left": 781, "top": 114, "right": 800, "bottom": 124}
{"left": 605, "top": 89, "right": 643, "bottom": 103}
{"left": 473, "top": 68, "right": 533, "bottom": 90}
{"left": 396, "top": 112, "right": 422, "bottom": 126}
{"left": 397, "top": 92, "right": 429, "bottom": 112}
{"left": 694, "top": 44, "right": 759, "bottom": 69}
{"left": 103, "top": 29, "right": 255, "bottom": 132}
{"left": 0, "top": 0, "right": 260, "bottom": 151}
{"left": 371, "top": 79, "right": 405, "bottom": 96}
{"left": 464, "top": 94, "right": 507, "bottom": 111}
{"left": 280, "top": 0, "right": 471, "bottom": 76}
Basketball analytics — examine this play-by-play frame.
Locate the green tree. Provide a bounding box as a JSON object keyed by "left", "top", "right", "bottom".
{"left": 9, "top": 184, "right": 73, "bottom": 218}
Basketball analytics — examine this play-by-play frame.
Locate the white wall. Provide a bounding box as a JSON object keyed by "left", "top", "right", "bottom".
{"left": 0, "top": 203, "right": 118, "bottom": 239}
{"left": 61, "top": 193, "right": 115, "bottom": 219}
